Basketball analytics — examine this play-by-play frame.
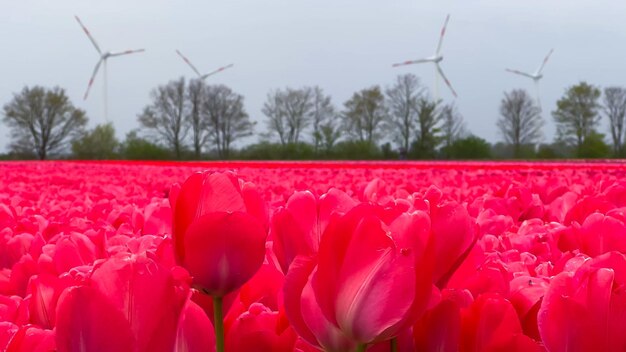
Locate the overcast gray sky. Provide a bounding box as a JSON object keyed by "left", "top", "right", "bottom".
{"left": 2, "top": 0, "right": 626, "bottom": 152}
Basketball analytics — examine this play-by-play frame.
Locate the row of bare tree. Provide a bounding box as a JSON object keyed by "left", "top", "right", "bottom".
{"left": 259, "top": 74, "right": 466, "bottom": 158}
{"left": 497, "top": 82, "right": 626, "bottom": 157}
{"left": 138, "top": 78, "right": 253, "bottom": 159}
{"left": 3, "top": 76, "right": 626, "bottom": 160}
{"left": 135, "top": 73, "right": 467, "bottom": 159}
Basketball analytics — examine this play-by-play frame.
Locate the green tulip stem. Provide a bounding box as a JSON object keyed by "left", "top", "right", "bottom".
{"left": 356, "top": 344, "right": 367, "bottom": 352}
{"left": 213, "top": 296, "right": 224, "bottom": 352}
{"left": 390, "top": 338, "right": 398, "bottom": 352}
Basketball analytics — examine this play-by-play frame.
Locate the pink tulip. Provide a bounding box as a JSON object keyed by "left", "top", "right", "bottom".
{"left": 508, "top": 276, "right": 550, "bottom": 341}
{"left": 27, "top": 273, "right": 78, "bottom": 329}
{"left": 413, "top": 291, "right": 467, "bottom": 352}
{"left": 578, "top": 212, "right": 626, "bottom": 256}
{"left": 171, "top": 171, "right": 268, "bottom": 265}
{"left": 52, "top": 232, "right": 97, "bottom": 274}
{"left": 429, "top": 201, "right": 476, "bottom": 288}
{"left": 271, "top": 189, "right": 356, "bottom": 274}
{"left": 538, "top": 251, "right": 626, "bottom": 352}
{"left": 311, "top": 205, "right": 433, "bottom": 345}
{"left": 284, "top": 256, "right": 356, "bottom": 352}
{"left": 55, "top": 252, "right": 189, "bottom": 352}
{"left": 4, "top": 325, "right": 55, "bottom": 352}
{"left": 461, "top": 293, "right": 541, "bottom": 352}
{"left": 182, "top": 211, "right": 267, "bottom": 297}
{"left": 0, "top": 322, "right": 18, "bottom": 350}
{"left": 143, "top": 198, "right": 172, "bottom": 235}
{"left": 55, "top": 284, "right": 134, "bottom": 351}
{"left": 225, "top": 303, "right": 297, "bottom": 352}
{"left": 564, "top": 196, "right": 614, "bottom": 225}
{"left": 238, "top": 260, "right": 284, "bottom": 311}
{"left": 175, "top": 300, "right": 216, "bottom": 352}
{"left": 171, "top": 171, "right": 269, "bottom": 352}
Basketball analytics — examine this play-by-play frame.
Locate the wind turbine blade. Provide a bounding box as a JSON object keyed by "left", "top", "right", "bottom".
{"left": 201, "top": 64, "right": 234, "bottom": 79}
{"left": 108, "top": 49, "right": 146, "bottom": 57}
{"left": 536, "top": 48, "right": 554, "bottom": 75}
{"left": 505, "top": 68, "right": 535, "bottom": 80}
{"left": 84, "top": 59, "right": 103, "bottom": 100}
{"left": 392, "top": 58, "right": 431, "bottom": 67}
{"left": 435, "top": 14, "right": 451, "bottom": 55}
{"left": 436, "top": 64, "right": 457, "bottom": 98}
{"left": 74, "top": 16, "right": 102, "bottom": 55}
{"left": 176, "top": 50, "right": 202, "bottom": 78}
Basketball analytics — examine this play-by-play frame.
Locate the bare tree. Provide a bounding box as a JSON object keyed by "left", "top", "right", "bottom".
{"left": 187, "top": 79, "right": 209, "bottom": 158}
{"left": 262, "top": 87, "right": 314, "bottom": 145}
{"left": 138, "top": 77, "right": 189, "bottom": 159}
{"left": 203, "top": 85, "right": 254, "bottom": 159}
{"left": 553, "top": 82, "right": 601, "bottom": 151}
{"left": 310, "top": 86, "right": 335, "bottom": 153}
{"left": 283, "top": 87, "right": 313, "bottom": 144}
{"left": 413, "top": 97, "right": 441, "bottom": 158}
{"left": 342, "top": 86, "right": 388, "bottom": 144}
{"left": 603, "top": 86, "right": 626, "bottom": 155}
{"left": 440, "top": 103, "right": 466, "bottom": 149}
{"left": 497, "top": 89, "right": 543, "bottom": 157}
{"left": 2, "top": 86, "right": 87, "bottom": 159}
{"left": 262, "top": 91, "right": 287, "bottom": 145}
{"left": 386, "top": 74, "right": 423, "bottom": 153}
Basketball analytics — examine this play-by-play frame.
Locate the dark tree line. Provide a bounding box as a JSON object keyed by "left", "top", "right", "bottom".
{"left": 260, "top": 74, "right": 466, "bottom": 159}
{"left": 496, "top": 82, "right": 626, "bottom": 158}
{"left": 3, "top": 77, "right": 626, "bottom": 160}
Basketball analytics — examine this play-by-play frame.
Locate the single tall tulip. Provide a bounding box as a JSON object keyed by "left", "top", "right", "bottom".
{"left": 171, "top": 171, "right": 268, "bottom": 352}
{"left": 285, "top": 204, "right": 434, "bottom": 350}
{"left": 171, "top": 171, "right": 268, "bottom": 265}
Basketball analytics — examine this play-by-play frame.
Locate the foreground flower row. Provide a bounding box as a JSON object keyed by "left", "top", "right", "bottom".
{"left": 1, "top": 161, "right": 626, "bottom": 351}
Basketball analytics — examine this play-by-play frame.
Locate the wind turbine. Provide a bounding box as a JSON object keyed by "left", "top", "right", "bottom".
{"left": 392, "top": 14, "right": 457, "bottom": 101}
{"left": 505, "top": 49, "right": 554, "bottom": 109}
{"left": 175, "top": 50, "right": 234, "bottom": 80}
{"left": 75, "top": 15, "right": 145, "bottom": 122}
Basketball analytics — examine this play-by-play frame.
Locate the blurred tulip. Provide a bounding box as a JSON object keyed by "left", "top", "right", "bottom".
{"left": 429, "top": 201, "right": 476, "bottom": 288}
{"left": 225, "top": 303, "right": 297, "bottom": 352}
{"left": 55, "top": 253, "right": 189, "bottom": 352}
{"left": 5, "top": 325, "right": 55, "bottom": 352}
{"left": 538, "top": 251, "right": 626, "bottom": 352}
{"left": 175, "top": 300, "right": 216, "bottom": 352}
{"left": 578, "top": 212, "right": 626, "bottom": 256}
{"left": 461, "top": 293, "right": 541, "bottom": 352}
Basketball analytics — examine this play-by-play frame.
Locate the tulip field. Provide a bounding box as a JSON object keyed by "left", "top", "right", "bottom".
{"left": 2, "top": 160, "right": 626, "bottom": 352}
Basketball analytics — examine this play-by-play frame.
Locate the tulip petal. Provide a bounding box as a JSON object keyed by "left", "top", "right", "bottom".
{"left": 175, "top": 300, "right": 216, "bottom": 352}
{"left": 314, "top": 205, "right": 419, "bottom": 343}
{"left": 184, "top": 212, "right": 266, "bottom": 297}
{"left": 90, "top": 253, "right": 188, "bottom": 351}
{"left": 55, "top": 285, "right": 134, "bottom": 352}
